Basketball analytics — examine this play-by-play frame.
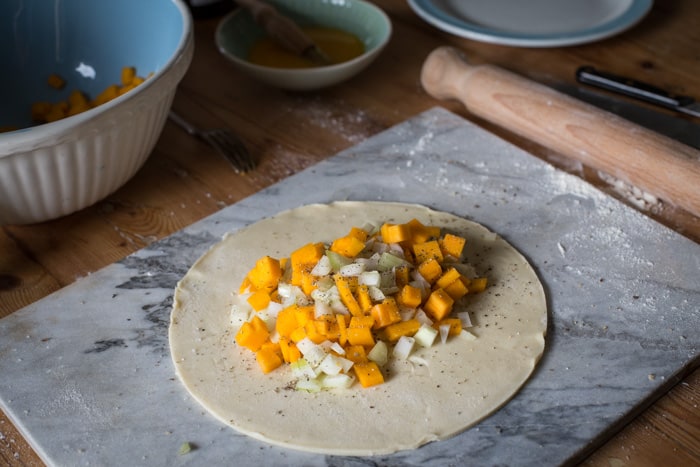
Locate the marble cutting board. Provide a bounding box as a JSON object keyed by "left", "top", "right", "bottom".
{"left": 1, "top": 107, "right": 698, "bottom": 467}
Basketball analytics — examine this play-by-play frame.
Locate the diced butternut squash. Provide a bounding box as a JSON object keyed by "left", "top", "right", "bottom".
{"left": 247, "top": 289, "right": 271, "bottom": 311}
{"left": 314, "top": 316, "right": 340, "bottom": 340}
{"left": 380, "top": 223, "right": 411, "bottom": 244}
{"left": 300, "top": 267, "right": 317, "bottom": 296}
{"left": 304, "top": 320, "right": 327, "bottom": 344}
{"left": 407, "top": 218, "right": 440, "bottom": 244}
{"left": 47, "top": 73, "right": 65, "bottom": 89}
{"left": 235, "top": 315, "right": 270, "bottom": 352}
{"left": 347, "top": 226, "right": 368, "bottom": 242}
{"left": 276, "top": 306, "right": 299, "bottom": 338}
{"left": 353, "top": 361, "right": 384, "bottom": 387}
{"left": 286, "top": 343, "right": 302, "bottom": 363}
{"left": 278, "top": 336, "right": 295, "bottom": 363}
{"left": 334, "top": 275, "right": 362, "bottom": 316}
{"left": 330, "top": 235, "right": 366, "bottom": 258}
{"left": 350, "top": 315, "right": 374, "bottom": 328}
{"left": 423, "top": 288, "right": 454, "bottom": 321}
{"left": 435, "top": 267, "right": 462, "bottom": 290}
{"left": 92, "top": 84, "right": 119, "bottom": 106}
{"left": 29, "top": 67, "right": 151, "bottom": 126}
{"left": 394, "top": 265, "right": 410, "bottom": 288}
{"left": 370, "top": 298, "right": 401, "bottom": 329}
{"left": 381, "top": 319, "right": 420, "bottom": 343}
{"left": 417, "top": 258, "right": 442, "bottom": 284}
{"left": 439, "top": 233, "right": 466, "bottom": 259}
{"left": 239, "top": 276, "right": 254, "bottom": 294}
{"left": 336, "top": 314, "right": 348, "bottom": 346}
{"left": 443, "top": 277, "right": 469, "bottom": 301}
{"left": 468, "top": 277, "right": 488, "bottom": 293}
{"left": 347, "top": 316, "right": 375, "bottom": 346}
{"left": 256, "top": 345, "right": 283, "bottom": 374}
{"left": 344, "top": 344, "right": 368, "bottom": 363}
{"left": 121, "top": 66, "right": 137, "bottom": 86}
{"left": 289, "top": 326, "right": 308, "bottom": 343}
{"left": 294, "top": 306, "right": 314, "bottom": 327}
{"left": 290, "top": 242, "right": 325, "bottom": 285}
{"left": 247, "top": 255, "right": 282, "bottom": 291}
{"left": 31, "top": 102, "right": 51, "bottom": 122}
{"left": 413, "top": 240, "right": 444, "bottom": 264}
{"left": 355, "top": 284, "right": 373, "bottom": 313}
{"left": 396, "top": 284, "right": 422, "bottom": 308}
{"left": 347, "top": 327, "right": 375, "bottom": 347}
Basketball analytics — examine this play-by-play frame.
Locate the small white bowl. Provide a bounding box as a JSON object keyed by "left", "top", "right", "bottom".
{"left": 216, "top": 0, "right": 392, "bottom": 91}
{"left": 0, "top": 0, "right": 194, "bottom": 225}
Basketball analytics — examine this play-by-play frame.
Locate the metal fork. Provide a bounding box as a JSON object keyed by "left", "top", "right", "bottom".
{"left": 168, "top": 110, "right": 256, "bottom": 173}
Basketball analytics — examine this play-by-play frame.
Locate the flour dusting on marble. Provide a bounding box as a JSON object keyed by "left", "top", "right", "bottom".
{"left": 597, "top": 170, "right": 663, "bottom": 213}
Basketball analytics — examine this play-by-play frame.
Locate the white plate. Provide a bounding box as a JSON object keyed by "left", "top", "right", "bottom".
{"left": 408, "top": 0, "right": 653, "bottom": 47}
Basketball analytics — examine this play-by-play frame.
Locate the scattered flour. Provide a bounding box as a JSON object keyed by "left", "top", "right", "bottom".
{"left": 597, "top": 171, "right": 662, "bottom": 213}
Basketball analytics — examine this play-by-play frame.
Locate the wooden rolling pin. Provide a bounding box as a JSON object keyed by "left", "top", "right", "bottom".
{"left": 421, "top": 46, "right": 700, "bottom": 218}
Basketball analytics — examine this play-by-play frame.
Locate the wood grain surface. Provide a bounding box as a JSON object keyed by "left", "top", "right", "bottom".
{"left": 1, "top": 1, "right": 698, "bottom": 465}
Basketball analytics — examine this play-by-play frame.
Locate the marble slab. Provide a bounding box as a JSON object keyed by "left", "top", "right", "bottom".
{"left": 1, "top": 107, "right": 698, "bottom": 467}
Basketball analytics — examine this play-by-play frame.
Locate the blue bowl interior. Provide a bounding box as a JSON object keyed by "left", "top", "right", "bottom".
{"left": 0, "top": 0, "right": 186, "bottom": 129}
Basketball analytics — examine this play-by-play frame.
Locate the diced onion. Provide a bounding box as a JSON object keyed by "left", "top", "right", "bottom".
{"left": 366, "top": 252, "right": 382, "bottom": 269}
{"left": 277, "top": 282, "right": 293, "bottom": 298}
{"left": 380, "top": 271, "right": 397, "bottom": 291}
{"left": 265, "top": 301, "right": 284, "bottom": 318}
{"left": 367, "top": 341, "right": 389, "bottom": 366}
{"left": 393, "top": 336, "right": 415, "bottom": 360}
{"left": 371, "top": 242, "right": 389, "bottom": 254}
{"left": 296, "top": 338, "right": 327, "bottom": 366}
{"left": 295, "top": 377, "right": 322, "bottom": 392}
{"left": 315, "top": 275, "right": 335, "bottom": 292}
{"left": 229, "top": 305, "right": 250, "bottom": 329}
{"left": 319, "top": 354, "right": 344, "bottom": 375}
{"left": 330, "top": 341, "right": 345, "bottom": 355}
{"left": 311, "top": 288, "right": 329, "bottom": 303}
{"left": 326, "top": 250, "right": 352, "bottom": 272}
{"left": 358, "top": 270, "right": 381, "bottom": 287}
{"left": 378, "top": 252, "right": 406, "bottom": 271}
{"left": 414, "top": 308, "right": 433, "bottom": 326}
{"left": 399, "top": 307, "right": 415, "bottom": 321}
{"left": 482, "top": 231, "right": 498, "bottom": 242}
{"left": 255, "top": 310, "right": 276, "bottom": 331}
{"left": 439, "top": 324, "right": 451, "bottom": 344}
{"left": 361, "top": 222, "right": 378, "bottom": 235}
{"left": 330, "top": 298, "right": 350, "bottom": 315}
{"left": 290, "top": 358, "right": 318, "bottom": 379}
{"left": 311, "top": 255, "right": 332, "bottom": 276}
{"left": 414, "top": 324, "right": 438, "bottom": 347}
{"left": 388, "top": 243, "right": 404, "bottom": 256}
{"left": 339, "top": 262, "right": 365, "bottom": 277}
{"left": 368, "top": 286, "right": 386, "bottom": 301}
{"left": 314, "top": 301, "right": 334, "bottom": 318}
{"left": 457, "top": 311, "right": 473, "bottom": 328}
{"left": 320, "top": 373, "right": 355, "bottom": 389}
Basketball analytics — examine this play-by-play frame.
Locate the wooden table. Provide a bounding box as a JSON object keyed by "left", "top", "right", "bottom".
{"left": 2, "top": 1, "right": 698, "bottom": 465}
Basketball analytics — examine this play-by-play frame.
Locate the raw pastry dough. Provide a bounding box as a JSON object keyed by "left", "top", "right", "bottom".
{"left": 169, "top": 201, "right": 547, "bottom": 455}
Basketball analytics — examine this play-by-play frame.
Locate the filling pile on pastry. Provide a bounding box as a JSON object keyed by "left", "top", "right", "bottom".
{"left": 169, "top": 201, "right": 547, "bottom": 455}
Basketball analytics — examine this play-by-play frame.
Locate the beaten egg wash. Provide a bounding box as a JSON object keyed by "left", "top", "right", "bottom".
{"left": 248, "top": 27, "right": 364, "bottom": 68}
